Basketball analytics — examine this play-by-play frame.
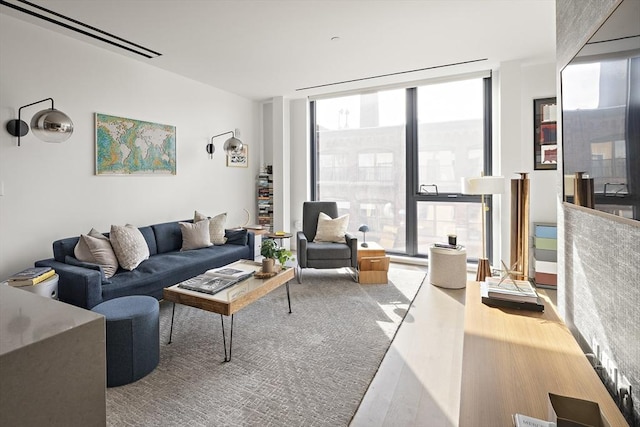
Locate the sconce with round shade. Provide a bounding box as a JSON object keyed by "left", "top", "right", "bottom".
{"left": 6, "top": 98, "right": 74, "bottom": 146}
{"left": 207, "top": 130, "right": 243, "bottom": 159}
{"left": 358, "top": 224, "right": 370, "bottom": 247}
{"left": 461, "top": 173, "right": 504, "bottom": 281}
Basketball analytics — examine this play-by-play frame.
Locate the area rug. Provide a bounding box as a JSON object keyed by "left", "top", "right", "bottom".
{"left": 106, "top": 267, "right": 426, "bottom": 426}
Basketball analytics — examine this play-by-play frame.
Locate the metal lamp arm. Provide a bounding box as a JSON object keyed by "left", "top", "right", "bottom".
{"left": 16, "top": 98, "right": 54, "bottom": 147}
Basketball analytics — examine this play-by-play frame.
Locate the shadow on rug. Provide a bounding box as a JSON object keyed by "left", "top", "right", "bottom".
{"left": 107, "top": 267, "right": 426, "bottom": 426}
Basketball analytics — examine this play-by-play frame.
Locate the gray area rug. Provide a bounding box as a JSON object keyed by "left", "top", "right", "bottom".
{"left": 106, "top": 267, "right": 426, "bottom": 426}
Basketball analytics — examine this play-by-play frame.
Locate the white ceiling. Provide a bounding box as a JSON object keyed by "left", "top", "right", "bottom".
{"left": 2, "top": 0, "right": 557, "bottom": 100}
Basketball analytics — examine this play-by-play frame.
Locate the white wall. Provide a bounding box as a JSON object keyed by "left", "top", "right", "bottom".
{"left": 0, "top": 14, "right": 259, "bottom": 278}
{"left": 498, "top": 59, "right": 557, "bottom": 272}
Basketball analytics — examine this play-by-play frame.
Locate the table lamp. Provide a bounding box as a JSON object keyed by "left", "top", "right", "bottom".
{"left": 461, "top": 174, "right": 504, "bottom": 281}
{"left": 358, "top": 224, "right": 370, "bottom": 247}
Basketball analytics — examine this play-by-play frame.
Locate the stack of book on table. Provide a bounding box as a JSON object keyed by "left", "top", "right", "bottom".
{"left": 178, "top": 265, "right": 255, "bottom": 295}
{"left": 7, "top": 266, "right": 57, "bottom": 288}
{"left": 480, "top": 276, "right": 544, "bottom": 312}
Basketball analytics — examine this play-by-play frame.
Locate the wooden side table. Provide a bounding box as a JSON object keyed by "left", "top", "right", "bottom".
{"left": 357, "top": 242, "right": 389, "bottom": 284}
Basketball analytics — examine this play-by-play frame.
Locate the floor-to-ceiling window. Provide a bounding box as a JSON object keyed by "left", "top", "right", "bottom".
{"left": 311, "top": 73, "right": 492, "bottom": 261}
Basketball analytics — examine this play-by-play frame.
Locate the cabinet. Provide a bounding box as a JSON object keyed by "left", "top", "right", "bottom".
{"left": 257, "top": 172, "right": 273, "bottom": 232}
{"left": 533, "top": 222, "right": 557, "bottom": 288}
{"left": 357, "top": 242, "right": 389, "bottom": 284}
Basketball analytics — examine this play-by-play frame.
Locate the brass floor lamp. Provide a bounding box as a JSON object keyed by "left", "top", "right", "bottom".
{"left": 462, "top": 174, "right": 504, "bottom": 281}
{"left": 510, "top": 172, "right": 530, "bottom": 281}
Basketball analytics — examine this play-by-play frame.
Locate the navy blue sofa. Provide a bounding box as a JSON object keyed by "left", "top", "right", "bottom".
{"left": 35, "top": 220, "right": 255, "bottom": 309}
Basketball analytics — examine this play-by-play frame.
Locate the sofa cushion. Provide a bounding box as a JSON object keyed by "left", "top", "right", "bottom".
{"left": 179, "top": 221, "right": 213, "bottom": 251}
{"left": 152, "top": 221, "right": 188, "bottom": 254}
{"left": 314, "top": 212, "right": 349, "bottom": 243}
{"left": 138, "top": 226, "right": 158, "bottom": 256}
{"left": 110, "top": 224, "right": 150, "bottom": 270}
{"left": 225, "top": 228, "right": 248, "bottom": 246}
{"left": 80, "top": 234, "right": 119, "bottom": 278}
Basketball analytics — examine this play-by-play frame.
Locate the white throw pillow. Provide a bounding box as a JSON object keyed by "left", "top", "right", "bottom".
{"left": 194, "top": 210, "right": 227, "bottom": 245}
{"left": 179, "top": 220, "right": 213, "bottom": 251}
{"left": 314, "top": 212, "right": 349, "bottom": 243}
{"left": 109, "top": 224, "right": 150, "bottom": 270}
{"left": 79, "top": 234, "right": 119, "bottom": 278}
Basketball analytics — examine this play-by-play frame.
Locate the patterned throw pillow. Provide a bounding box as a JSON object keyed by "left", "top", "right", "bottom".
{"left": 179, "top": 220, "right": 213, "bottom": 251}
{"left": 314, "top": 212, "right": 349, "bottom": 243}
{"left": 194, "top": 210, "right": 227, "bottom": 245}
{"left": 109, "top": 224, "right": 150, "bottom": 270}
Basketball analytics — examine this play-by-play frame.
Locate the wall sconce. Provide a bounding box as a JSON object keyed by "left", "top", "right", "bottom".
{"left": 6, "top": 98, "right": 74, "bottom": 146}
{"left": 358, "top": 224, "right": 370, "bottom": 247}
{"left": 207, "top": 130, "right": 243, "bottom": 159}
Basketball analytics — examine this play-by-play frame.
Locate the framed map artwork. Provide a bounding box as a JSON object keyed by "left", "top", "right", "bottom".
{"left": 227, "top": 145, "right": 248, "bottom": 168}
{"left": 95, "top": 113, "right": 176, "bottom": 175}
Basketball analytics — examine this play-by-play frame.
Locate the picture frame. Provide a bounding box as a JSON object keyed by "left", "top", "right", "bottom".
{"left": 533, "top": 97, "right": 557, "bottom": 170}
{"left": 227, "top": 145, "right": 248, "bottom": 168}
{"left": 95, "top": 113, "right": 176, "bottom": 175}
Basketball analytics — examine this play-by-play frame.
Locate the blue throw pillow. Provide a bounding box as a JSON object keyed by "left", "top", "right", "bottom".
{"left": 65, "top": 255, "right": 112, "bottom": 284}
{"left": 224, "top": 229, "right": 248, "bottom": 246}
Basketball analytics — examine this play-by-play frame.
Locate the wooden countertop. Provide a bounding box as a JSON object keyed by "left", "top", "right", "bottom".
{"left": 459, "top": 282, "right": 626, "bottom": 426}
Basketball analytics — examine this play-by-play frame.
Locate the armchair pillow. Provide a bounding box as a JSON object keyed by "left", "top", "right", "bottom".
{"left": 110, "top": 224, "right": 150, "bottom": 270}
{"left": 314, "top": 212, "right": 350, "bottom": 243}
{"left": 194, "top": 210, "right": 227, "bottom": 245}
{"left": 179, "top": 220, "right": 213, "bottom": 251}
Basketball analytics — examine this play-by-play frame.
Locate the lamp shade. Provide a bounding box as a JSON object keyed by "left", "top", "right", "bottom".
{"left": 461, "top": 176, "right": 504, "bottom": 195}
{"left": 30, "top": 108, "right": 74, "bottom": 143}
{"left": 223, "top": 136, "right": 243, "bottom": 154}
{"left": 358, "top": 224, "right": 369, "bottom": 233}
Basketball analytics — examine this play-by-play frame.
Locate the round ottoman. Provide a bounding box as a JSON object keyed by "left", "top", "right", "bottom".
{"left": 428, "top": 246, "right": 468, "bottom": 289}
{"left": 92, "top": 295, "right": 159, "bottom": 387}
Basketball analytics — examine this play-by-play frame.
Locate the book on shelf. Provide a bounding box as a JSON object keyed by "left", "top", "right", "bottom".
{"left": 481, "top": 282, "right": 545, "bottom": 312}
{"left": 485, "top": 276, "right": 538, "bottom": 303}
{"left": 7, "top": 267, "right": 56, "bottom": 287}
{"left": 513, "top": 413, "right": 555, "bottom": 427}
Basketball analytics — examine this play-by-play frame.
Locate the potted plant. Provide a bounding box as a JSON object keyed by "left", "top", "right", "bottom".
{"left": 260, "top": 239, "right": 294, "bottom": 273}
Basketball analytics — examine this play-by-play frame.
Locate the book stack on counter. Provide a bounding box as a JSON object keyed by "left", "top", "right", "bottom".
{"left": 480, "top": 276, "right": 544, "bottom": 312}
{"left": 7, "top": 266, "right": 57, "bottom": 288}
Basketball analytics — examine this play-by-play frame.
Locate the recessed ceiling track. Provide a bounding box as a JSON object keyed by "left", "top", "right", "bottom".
{"left": 0, "top": 0, "right": 162, "bottom": 59}
{"left": 296, "top": 58, "right": 488, "bottom": 91}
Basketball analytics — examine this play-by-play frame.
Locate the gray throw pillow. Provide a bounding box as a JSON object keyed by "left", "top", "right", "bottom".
{"left": 74, "top": 228, "right": 106, "bottom": 262}
{"left": 79, "top": 233, "right": 119, "bottom": 278}
{"left": 179, "top": 220, "right": 213, "bottom": 251}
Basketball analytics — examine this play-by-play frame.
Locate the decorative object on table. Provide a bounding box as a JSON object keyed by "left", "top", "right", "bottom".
{"left": 95, "top": 113, "right": 176, "bottom": 175}
{"left": 6, "top": 97, "right": 74, "bottom": 146}
{"left": 448, "top": 234, "right": 457, "bottom": 246}
{"left": 428, "top": 245, "right": 467, "bottom": 289}
{"left": 510, "top": 172, "right": 530, "bottom": 281}
{"left": 260, "top": 239, "right": 293, "bottom": 273}
{"left": 461, "top": 173, "right": 504, "bottom": 281}
{"left": 572, "top": 171, "right": 594, "bottom": 208}
{"left": 227, "top": 144, "right": 248, "bottom": 167}
{"left": 533, "top": 223, "right": 558, "bottom": 289}
{"left": 533, "top": 97, "right": 557, "bottom": 170}
{"left": 480, "top": 282, "right": 544, "bottom": 312}
{"left": 358, "top": 224, "right": 370, "bottom": 247}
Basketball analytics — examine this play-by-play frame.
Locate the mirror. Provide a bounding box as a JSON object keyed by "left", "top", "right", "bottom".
{"left": 561, "top": 0, "right": 640, "bottom": 220}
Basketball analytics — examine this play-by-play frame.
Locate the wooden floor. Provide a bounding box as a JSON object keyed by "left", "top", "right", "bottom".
{"left": 350, "top": 262, "right": 558, "bottom": 426}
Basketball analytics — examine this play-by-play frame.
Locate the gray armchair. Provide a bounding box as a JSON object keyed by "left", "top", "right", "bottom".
{"left": 296, "top": 201, "right": 358, "bottom": 283}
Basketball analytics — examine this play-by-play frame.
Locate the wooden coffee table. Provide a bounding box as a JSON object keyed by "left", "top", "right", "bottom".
{"left": 163, "top": 260, "right": 295, "bottom": 362}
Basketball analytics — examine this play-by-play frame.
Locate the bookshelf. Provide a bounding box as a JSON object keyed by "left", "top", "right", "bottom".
{"left": 257, "top": 171, "right": 273, "bottom": 232}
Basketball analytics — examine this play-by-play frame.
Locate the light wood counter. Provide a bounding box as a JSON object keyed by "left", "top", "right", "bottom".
{"left": 459, "top": 282, "right": 626, "bottom": 426}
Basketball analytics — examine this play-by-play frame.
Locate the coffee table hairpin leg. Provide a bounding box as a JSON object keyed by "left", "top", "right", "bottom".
{"left": 168, "top": 302, "right": 176, "bottom": 344}
{"left": 220, "top": 314, "right": 234, "bottom": 362}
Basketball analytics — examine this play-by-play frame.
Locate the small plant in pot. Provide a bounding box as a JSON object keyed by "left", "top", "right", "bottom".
{"left": 260, "top": 239, "right": 294, "bottom": 273}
